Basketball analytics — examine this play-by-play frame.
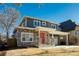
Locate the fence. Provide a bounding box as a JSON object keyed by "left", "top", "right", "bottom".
{"left": 7, "top": 38, "right": 17, "bottom": 47}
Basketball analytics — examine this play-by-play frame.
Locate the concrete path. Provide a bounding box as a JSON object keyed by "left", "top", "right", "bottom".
{"left": 40, "top": 46, "right": 79, "bottom": 49}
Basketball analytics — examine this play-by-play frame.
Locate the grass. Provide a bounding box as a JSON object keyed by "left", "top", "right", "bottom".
{"left": 37, "top": 48, "right": 79, "bottom": 56}
{"left": 1, "top": 47, "right": 79, "bottom": 56}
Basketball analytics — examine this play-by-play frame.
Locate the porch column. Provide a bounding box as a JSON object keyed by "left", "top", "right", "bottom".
{"left": 38, "top": 30, "right": 41, "bottom": 46}
{"left": 52, "top": 34, "right": 55, "bottom": 46}
{"left": 66, "top": 35, "right": 69, "bottom": 45}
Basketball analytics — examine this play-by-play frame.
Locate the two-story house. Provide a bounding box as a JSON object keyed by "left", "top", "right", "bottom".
{"left": 13, "top": 16, "right": 69, "bottom": 47}
{"left": 59, "top": 20, "right": 79, "bottom": 45}
{"left": 69, "top": 25, "right": 79, "bottom": 45}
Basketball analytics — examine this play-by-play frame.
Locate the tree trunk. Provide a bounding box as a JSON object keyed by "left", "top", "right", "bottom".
{"left": 0, "top": 33, "right": 1, "bottom": 40}
{"left": 6, "top": 32, "right": 9, "bottom": 40}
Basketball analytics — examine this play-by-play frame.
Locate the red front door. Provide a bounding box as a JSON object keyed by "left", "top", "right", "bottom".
{"left": 40, "top": 31, "right": 46, "bottom": 44}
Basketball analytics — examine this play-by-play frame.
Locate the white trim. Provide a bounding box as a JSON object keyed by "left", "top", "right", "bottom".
{"left": 38, "top": 30, "right": 40, "bottom": 46}
{"left": 25, "top": 18, "right": 27, "bottom": 27}
{"left": 66, "top": 35, "right": 69, "bottom": 45}
{"left": 21, "top": 32, "right": 33, "bottom": 42}
{"left": 16, "top": 27, "right": 35, "bottom": 30}
{"left": 51, "top": 24, "right": 56, "bottom": 29}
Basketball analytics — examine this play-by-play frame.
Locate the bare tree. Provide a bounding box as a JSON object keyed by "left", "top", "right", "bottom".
{"left": 0, "top": 3, "right": 44, "bottom": 8}
{"left": 0, "top": 3, "right": 22, "bottom": 6}
{"left": 0, "top": 7, "right": 19, "bottom": 40}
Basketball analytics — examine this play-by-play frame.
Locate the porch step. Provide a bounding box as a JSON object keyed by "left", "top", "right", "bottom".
{"left": 39, "top": 45, "right": 55, "bottom": 48}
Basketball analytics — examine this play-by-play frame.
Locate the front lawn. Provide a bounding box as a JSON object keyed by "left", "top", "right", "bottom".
{"left": 1, "top": 47, "right": 79, "bottom": 56}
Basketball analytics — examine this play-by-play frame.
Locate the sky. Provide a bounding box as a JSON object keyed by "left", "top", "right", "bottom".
{"left": 0, "top": 3, "right": 79, "bottom": 35}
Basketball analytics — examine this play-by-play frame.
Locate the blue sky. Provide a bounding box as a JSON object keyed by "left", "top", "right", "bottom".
{"left": 0, "top": 3, "right": 79, "bottom": 34}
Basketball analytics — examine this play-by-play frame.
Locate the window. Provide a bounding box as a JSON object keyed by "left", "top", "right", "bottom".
{"left": 34, "top": 20, "right": 37, "bottom": 26}
{"left": 75, "top": 31, "right": 79, "bottom": 37}
{"left": 51, "top": 24, "right": 56, "bottom": 29}
{"left": 75, "top": 31, "right": 78, "bottom": 36}
{"left": 42, "top": 22, "right": 46, "bottom": 26}
{"left": 21, "top": 32, "right": 33, "bottom": 42}
{"left": 22, "top": 34, "right": 26, "bottom": 41}
{"left": 38, "top": 21, "right": 41, "bottom": 26}
{"left": 33, "top": 20, "right": 41, "bottom": 27}
{"left": 77, "top": 31, "right": 79, "bottom": 35}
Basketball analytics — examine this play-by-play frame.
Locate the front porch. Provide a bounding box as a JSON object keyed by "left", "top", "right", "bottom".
{"left": 36, "top": 27, "right": 69, "bottom": 48}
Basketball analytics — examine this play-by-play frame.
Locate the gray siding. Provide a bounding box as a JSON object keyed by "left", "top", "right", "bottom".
{"left": 46, "top": 22, "right": 51, "bottom": 28}
{"left": 24, "top": 17, "right": 60, "bottom": 30}
{"left": 16, "top": 29, "right": 39, "bottom": 47}
{"left": 26, "top": 18, "right": 34, "bottom": 28}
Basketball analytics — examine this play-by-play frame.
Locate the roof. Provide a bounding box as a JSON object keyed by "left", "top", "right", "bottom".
{"left": 36, "top": 27, "right": 69, "bottom": 35}
{"left": 19, "top": 16, "right": 59, "bottom": 26}
{"left": 60, "top": 19, "right": 75, "bottom": 24}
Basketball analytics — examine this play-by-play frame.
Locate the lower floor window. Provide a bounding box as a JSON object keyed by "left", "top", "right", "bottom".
{"left": 21, "top": 32, "right": 33, "bottom": 42}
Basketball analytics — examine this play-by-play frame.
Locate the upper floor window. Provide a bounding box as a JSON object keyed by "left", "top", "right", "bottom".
{"left": 33, "top": 20, "right": 41, "bottom": 27}
{"left": 38, "top": 21, "right": 41, "bottom": 26}
{"left": 42, "top": 22, "right": 46, "bottom": 26}
{"left": 51, "top": 24, "right": 56, "bottom": 29}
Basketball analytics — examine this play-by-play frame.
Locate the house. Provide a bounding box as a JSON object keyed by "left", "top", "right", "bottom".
{"left": 59, "top": 20, "right": 79, "bottom": 45}
{"left": 69, "top": 25, "right": 79, "bottom": 45}
{"left": 59, "top": 19, "right": 76, "bottom": 32}
{"left": 13, "top": 16, "right": 69, "bottom": 47}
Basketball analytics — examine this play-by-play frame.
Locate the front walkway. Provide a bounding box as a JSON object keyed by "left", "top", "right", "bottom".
{"left": 40, "top": 46, "right": 79, "bottom": 49}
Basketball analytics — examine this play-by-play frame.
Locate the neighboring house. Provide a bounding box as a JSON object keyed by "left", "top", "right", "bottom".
{"left": 59, "top": 20, "right": 76, "bottom": 32}
{"left": 13, "top": 16, "right": 69, "bottom": 47}
{"left": 69, "top": 25, "right": 79, "bottom": 45}
{"left": 59, "top": 20, "right": 79, "bottom": 45}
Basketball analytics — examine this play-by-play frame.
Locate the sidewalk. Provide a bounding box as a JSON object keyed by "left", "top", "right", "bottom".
{"left": 40, "top": 45, "right": 79, "bottom": 49}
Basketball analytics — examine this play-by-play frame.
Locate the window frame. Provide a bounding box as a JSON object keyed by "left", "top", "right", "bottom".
{"left": 51, "top": 24, "right": 56, "bottom": 29}
{"left": 33, "top": 20, "right": 38, "bottom": 27}
{"left": 33, "top": 20, "right": 41, "bottom": 27}
{"left": 38, "top": 21, "right": 41, "bottom": 26}
{"left": 42, "top": 22, "right": 46, "bottom": 26}
{"left": 75, "top": 31, "right": 79, "bottom": 37}
{"left": 21, "top": 32, "right": 33, "bottom": 42}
